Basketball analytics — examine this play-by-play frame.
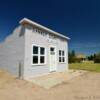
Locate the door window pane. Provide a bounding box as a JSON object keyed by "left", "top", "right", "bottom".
{"left": 33, "top": 46, "right": 38, "bottom": 54}
{"left": 51, "top": 52, "right": 55, "bottom": 55}
{"left": 50, "top": 47, "right": 54, "bottom": 51}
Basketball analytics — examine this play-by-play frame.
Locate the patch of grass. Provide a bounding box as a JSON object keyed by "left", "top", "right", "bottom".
{"left": 69, "top": 61, "right": 100, "bottom": 72}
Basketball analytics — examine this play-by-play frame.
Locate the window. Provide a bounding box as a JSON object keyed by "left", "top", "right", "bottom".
{"left": 59, "top": 50, "right": 65, "bottom": 63}
{"left": 32, "top": 45, "right": 46, "bottom": 65}
{"left": 50, "top": 47, "right": 55, "bottom": 55}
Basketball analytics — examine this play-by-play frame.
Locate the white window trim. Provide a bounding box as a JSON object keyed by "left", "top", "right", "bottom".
{"left": 32, "top": 44, "right": 46, "bottom": 66}
{"left": 59, "top": 50, "right": 66, "bottom": 63}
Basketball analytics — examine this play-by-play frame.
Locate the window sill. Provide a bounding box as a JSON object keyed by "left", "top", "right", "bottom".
{"left": 32, "top": 63, "right": 46, "bottom": 66}
{"left": 58, "top": 62, "right": 66, "bottom": 64}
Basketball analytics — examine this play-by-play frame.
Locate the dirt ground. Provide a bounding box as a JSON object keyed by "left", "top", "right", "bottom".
{"left": 0, "top": 70, "right": 100, "bottom": 100}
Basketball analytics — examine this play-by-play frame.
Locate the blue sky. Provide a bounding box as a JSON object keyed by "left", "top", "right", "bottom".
{"left": 0, "top": 0, "right": 100, "bottom": 55}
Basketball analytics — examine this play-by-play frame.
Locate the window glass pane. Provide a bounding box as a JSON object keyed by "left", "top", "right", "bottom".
{"left": 33, "top": 46, "right": 38, "bottom": 54}
{"left": 59, "top": 57, "right": 61, "bottom": 62}
{"left": 51, "top": 51, "right": 55, "bottom": 55}
{"left": 40, "top": 56, "right": 45, "bottom": 63}
{"left": 59, "top": 50, "right": 61, "bottom": 56}
{"left": 50, "top": 48, "right": 54, "bottom": 51}
{"left": 62, "top": 51, "right": 64, "bottom": 56}
{"left": 62, "top": 57, "right": 65, "bottom": 62}
{"left": 33, "top": 56, "right": 38, "bottom": 64}
{"left": 40, "top": 47, "right": 45, "bottom": 55}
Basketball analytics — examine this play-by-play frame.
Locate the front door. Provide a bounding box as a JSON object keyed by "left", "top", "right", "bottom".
{"left": 49, "top": 46, "right": 56, "bottom": 72}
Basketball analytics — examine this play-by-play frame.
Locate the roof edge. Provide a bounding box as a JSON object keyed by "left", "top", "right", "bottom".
{"left": 19, "top": 18, "right": 70, "bottom": 40}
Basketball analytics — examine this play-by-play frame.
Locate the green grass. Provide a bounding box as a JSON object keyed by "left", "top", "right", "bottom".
{"left": 69, "top": 61, "right": 100, "bottom": 72}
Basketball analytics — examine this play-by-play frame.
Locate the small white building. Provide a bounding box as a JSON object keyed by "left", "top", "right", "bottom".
{"left": 0, "top": 18, "right": 70, "bottom": 79}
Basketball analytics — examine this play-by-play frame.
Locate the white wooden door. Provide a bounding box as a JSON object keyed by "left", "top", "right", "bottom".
{"left": 49, "top": 47, "right": 56, "bottom": 72}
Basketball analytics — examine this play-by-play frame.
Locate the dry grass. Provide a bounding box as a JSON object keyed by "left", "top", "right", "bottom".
{"left": 69, "top": 61, "right": 100, "bottom": 72}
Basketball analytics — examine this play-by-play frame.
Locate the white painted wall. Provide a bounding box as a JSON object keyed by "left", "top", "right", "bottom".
{"left": 0, "top": 23, "right": 69, "bottom": 79}
{"left": 0, "top": 26, "right": 25, "bottom": 77}
{"left": 23, "top": 25, "right": 68, "bottom": 79}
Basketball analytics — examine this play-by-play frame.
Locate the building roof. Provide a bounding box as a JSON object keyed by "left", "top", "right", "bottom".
{"left": 76, "top": 54, "right": 86, "bottom": 59}
{"left": 19, "top": 18, "right": 70, "bottom": 40}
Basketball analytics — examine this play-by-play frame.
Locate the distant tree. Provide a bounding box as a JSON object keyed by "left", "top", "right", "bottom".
{"left": 68, "top": 51, "right": 72, "bottom": 63}
{"left": 71, "top": 50, "right": 75, "bottom": 57}
{"left": 94, "top": 52, "right": 100, "bottom": 63}
{"left": 68, "top": 52, "right": 71, "bottom": 57}
{"left": 68, "top": 50, "right": 76, "bottom": 63}
{"left": 88, "top": 55, "right": 94, "bottom": 61}
{"left": 93, "top": 53, "right": 97, "bottom": 60}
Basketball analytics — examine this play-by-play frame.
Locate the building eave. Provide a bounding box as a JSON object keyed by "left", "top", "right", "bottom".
{"left": 19, "top": 18, "right": 70, "bottom": 40}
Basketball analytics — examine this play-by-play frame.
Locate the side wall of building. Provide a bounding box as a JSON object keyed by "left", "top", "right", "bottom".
{"left": 0, "top": 25, "right": 25, "bottom": 77}
{"left": 24, "top": 25, "right": 68, "bottom": 79}
{"left": 57, "top": 39, "right": 68, "bottom": 72}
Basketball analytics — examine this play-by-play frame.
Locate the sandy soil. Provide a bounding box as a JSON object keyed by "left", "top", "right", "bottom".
{"left": 0, "top": 70, "right": 100, "bottom": 100}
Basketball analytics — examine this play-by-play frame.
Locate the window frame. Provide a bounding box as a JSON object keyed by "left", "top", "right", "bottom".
{"left": 59, "top": 50, "right": 66, "bottom": 63}
{"left": 32, "top": 44, "right": 46, "bottom": 65}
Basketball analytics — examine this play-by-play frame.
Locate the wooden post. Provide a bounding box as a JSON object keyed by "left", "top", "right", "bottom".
{"left": 18, "top": 61, "right": 22, "bottom": 79}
